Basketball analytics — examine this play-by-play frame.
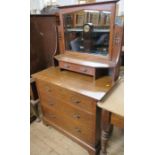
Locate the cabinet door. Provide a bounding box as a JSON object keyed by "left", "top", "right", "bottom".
{"left": 30, "top": 15, "right": 58, "bottom": 74}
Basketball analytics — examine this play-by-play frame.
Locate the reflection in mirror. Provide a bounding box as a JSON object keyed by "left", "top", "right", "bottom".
{"left": 63, "top": 10, "right": 111, "bottom": 56}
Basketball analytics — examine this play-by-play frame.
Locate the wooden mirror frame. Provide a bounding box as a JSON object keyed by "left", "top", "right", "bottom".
{"left": 57, "top": 1, "right": 118, "bottom": 61}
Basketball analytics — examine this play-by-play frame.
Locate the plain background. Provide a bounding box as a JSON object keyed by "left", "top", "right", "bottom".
{"left": 0, "top": 0, "right": 155, "bottom": 155}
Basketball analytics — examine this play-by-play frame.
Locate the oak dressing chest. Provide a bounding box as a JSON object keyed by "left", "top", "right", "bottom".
{"left": 32, "top": 67, "right": 113, "bottom": 155}
{"left": 32, "top": 1, "right": 123, "bottom": 155}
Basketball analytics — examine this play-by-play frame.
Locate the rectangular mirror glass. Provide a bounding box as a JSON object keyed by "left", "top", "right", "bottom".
{"left": 63, "top": 10, "right": 111, "bottom": 56}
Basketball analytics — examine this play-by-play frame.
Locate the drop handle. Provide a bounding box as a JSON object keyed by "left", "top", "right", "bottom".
{"left": 75, "top": 127, "right": 81, "bottom": 133}
{"left": 70, "top": 97, "right": 81, "bottom": 104}
{"left": 72, "top": 114, "right": 80, "bottom": 119}
{"left": 82, "top": 68, "right": 88, "bottom": 73}
{"left": 48, "top": 102, "right": 54, "bottom": 106}
{"left": 73, "top": 100, "right": 80, "bottom": 104}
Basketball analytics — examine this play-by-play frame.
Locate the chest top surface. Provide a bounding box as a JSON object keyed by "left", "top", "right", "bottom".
{"left": 32, "top": 67, "right": 113, "bottom": 100}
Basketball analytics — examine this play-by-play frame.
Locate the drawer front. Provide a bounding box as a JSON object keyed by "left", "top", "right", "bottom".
{"left": 36, "top": 80, "right": 96, "bottom": 113}
{"left": 42, "top": 105, "right": 95, "bottom": 145}
{"left": 40, "top": 96, "right": 95, "bottom": 129}
{"left": 59, "top": 61, "right": 95, "bottom": 76}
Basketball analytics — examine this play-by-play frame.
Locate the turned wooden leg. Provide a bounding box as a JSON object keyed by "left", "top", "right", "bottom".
{"left": 100, "top": 128, "right": 111, "bottom": 155}
{"left": 109, "top": 124, "right": 114, "bottom": 137}
{"left": 100, "top": 110, "right": 112, "bottom": 155}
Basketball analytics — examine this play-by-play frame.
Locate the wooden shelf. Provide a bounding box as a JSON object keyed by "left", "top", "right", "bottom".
{"left": 55, "top": 53, "right": 115, "bottom": 68}
{"left": 66, "top": 28, "right": 110, "bottom": 33}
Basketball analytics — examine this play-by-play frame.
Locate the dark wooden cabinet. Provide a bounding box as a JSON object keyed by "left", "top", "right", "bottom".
{"left": 30, "top": 14, "right": 59, "bottom": 122}
{"left": 30, "top": 15, "right": 58, "bottom": 75}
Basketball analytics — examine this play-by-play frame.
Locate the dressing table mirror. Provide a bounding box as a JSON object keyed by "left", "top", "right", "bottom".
{"left": 55, "top": 0, "right": 123, "bottom": 80}
{"left": 63, "top": 10, "right": 111, "bottom": 56}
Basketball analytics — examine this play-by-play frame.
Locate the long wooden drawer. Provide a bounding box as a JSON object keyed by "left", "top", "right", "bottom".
{"left": 36, "top": 79, "right": 96, "bottom": 113}
{"left": 41, "top": 105, "right": 94, "bottom": 145}
{"left": 40, "top": 96, "right": 95, "bottom": 129}
{"left": 59, "top": 61, "right": 95, "bottom": 76}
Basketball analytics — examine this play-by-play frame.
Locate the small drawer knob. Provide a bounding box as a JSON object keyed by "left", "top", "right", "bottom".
{"left": 64, "top": 64, "right": 70, "bottom": 69}
{"left": 39, "top": 32, "right": 44, "bottom": 36}
{"left": 83, "top": 68, "right": 88, "bottom": 73}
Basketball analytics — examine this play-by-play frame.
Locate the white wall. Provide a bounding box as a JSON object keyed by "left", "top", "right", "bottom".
{"left": 117, "top": 0, "right": 124, "bottom": 15}
{"left": 30, "top": 0, "right": 79, "bottom": 13}
{"left": 30, "top": 0, "right": 55, "bottom": 14}
{"left": 56, "top": 0, "right": 78, "bottom": 6}
{"left": 30, "top": 0, "right": 44, "bottom": 13}
{"left": 96, "top": 0, "right": 124, "bottom": 15}
{"left": 30, "top": 0, "right": 124, "bottom": 14}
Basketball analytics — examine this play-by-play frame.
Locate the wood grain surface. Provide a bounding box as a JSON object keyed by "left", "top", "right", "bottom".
{"left": 97, "top": 79, "right": 124, "bottom": 117}
{"left": 32, "top": 67, "right": 113, "bottom": 101}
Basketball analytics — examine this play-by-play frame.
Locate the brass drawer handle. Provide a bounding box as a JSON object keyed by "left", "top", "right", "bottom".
{"left": 71, "top": 97, "right": 81, "bottom": 104}
{"left": 75, "top": 127, "right": 81, "bottom": 133}
{"left": 64, "top": 64, "right": 70, "bottom": 69}
{"left": 48, "top": 102, "right": 54, "bottom": 106}
{"left": 73, "top": 100, "right": 80, "bottom": 104}
{"left": 72, "top": 114, "right": 80, "bottom": 119}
